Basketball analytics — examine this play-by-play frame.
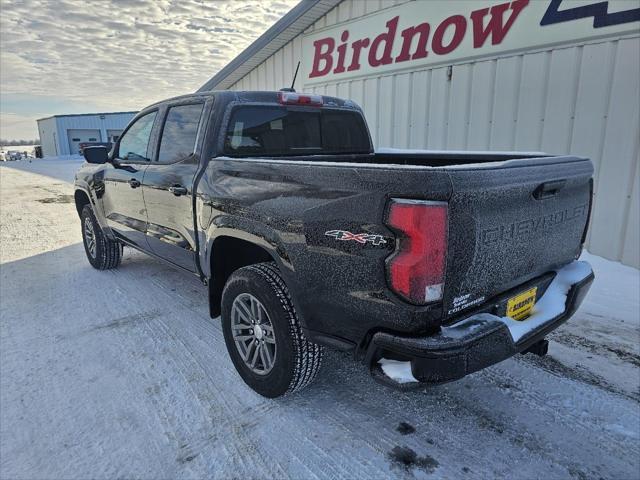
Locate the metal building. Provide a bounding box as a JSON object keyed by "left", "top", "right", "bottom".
{"left": 37, "top": 112, "right": 137, "bottom": 157}
{"left": 200, "top": 0, "right": 640, "bottom": 268}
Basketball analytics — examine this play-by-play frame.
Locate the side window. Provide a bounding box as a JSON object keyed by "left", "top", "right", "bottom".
{"left": 157, "top": 103, "right": 204, "bottom": 163}
{"left": 118, "top": 111, "right": 157, "bottom": 161}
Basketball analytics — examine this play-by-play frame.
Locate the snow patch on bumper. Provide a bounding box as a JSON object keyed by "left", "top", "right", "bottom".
{"left": 378, "top": 358, "right": 418, "bottom": 384}
{"left": 495, "top": 260, "right": 593, "bottom": 342}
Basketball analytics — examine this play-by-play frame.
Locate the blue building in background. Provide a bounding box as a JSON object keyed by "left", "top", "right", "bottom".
{"left": 37, "top": 111, "right": 136, "bottom": 157}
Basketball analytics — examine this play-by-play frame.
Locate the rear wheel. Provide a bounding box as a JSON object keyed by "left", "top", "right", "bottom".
{"left": 81, "top": 205, "right": 122, "bottom": 270}
{"left": 221, "top": 262, "right": 323, "bottom": 397}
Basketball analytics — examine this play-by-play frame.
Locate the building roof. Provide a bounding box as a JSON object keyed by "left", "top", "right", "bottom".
{"left": 36, "top": 111, "right": 138, "bottom": 122}
{"left": 197, "top": 0, "right": 341, "bottom": 92}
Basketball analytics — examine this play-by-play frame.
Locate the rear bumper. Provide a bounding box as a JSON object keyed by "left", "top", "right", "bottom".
{"left": 366, "top": 262, "right": 594, "bottom": 390}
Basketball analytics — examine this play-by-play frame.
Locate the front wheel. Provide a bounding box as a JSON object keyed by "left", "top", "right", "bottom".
{"left": 81, "top": 205, "right": 122, "bottom": 270}
{"left": 221, "top": 262, "right": 323, "bottom": 398}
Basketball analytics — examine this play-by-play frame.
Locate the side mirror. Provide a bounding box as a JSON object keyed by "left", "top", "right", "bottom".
{"left": 83, "top": 146, "right": 109, "bottom": 164}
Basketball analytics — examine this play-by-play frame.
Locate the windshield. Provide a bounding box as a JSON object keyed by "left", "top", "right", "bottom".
{"left": 224, "top": 105, "right": 371, "bottom": 157}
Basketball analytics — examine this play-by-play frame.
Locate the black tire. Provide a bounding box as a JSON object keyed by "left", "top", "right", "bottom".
{"left": 221, "top": 262, "right": 323, "bottom": 398}
{"left": 81, "top": 205, "right": 122, "bottom": 270}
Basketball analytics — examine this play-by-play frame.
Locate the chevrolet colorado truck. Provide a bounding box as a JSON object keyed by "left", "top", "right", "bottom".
{"left": 74, "top": 90, "right": 594, "bottom": 397}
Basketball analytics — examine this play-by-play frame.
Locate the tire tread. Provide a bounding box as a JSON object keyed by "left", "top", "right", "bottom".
{"left": 245, "top": 262, "right": 323, "bottom": 394}
{"left": 81, "top": 205, "right": 122, "bottom": 270}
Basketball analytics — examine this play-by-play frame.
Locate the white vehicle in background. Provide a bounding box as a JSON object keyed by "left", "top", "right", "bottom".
{"left": 0, "top": 151, "right": 6, "bottom": 162}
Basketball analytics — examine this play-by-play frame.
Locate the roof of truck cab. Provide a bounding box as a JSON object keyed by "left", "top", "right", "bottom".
{"left": 143, "top": 91, "right": 360, "bottom": 111}
{"left": 144, "top": 90, "right": 284, "bottom": 108}
{"left": 145, "top": 91, "right": 216, "bottom": 109}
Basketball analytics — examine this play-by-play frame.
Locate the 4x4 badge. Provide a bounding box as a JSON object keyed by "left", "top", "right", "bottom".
{"left": 325, "top": 230, "right": 387, "bottom": 246}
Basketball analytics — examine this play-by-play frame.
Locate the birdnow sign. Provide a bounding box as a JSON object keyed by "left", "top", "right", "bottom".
{"left": 301, "top": 0, "right": 640, "bottom": 85}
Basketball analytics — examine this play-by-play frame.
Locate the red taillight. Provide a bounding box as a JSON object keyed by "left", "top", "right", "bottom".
{"left": 278, "top": 91, "right": 323, "bottom": 107}
{"left": 385, "top": 199, "right": 448, "bottom": 305}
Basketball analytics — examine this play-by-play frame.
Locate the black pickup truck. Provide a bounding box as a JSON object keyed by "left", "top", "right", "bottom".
{"left": 74, "top": 90, "right": 594, "bottom": 397}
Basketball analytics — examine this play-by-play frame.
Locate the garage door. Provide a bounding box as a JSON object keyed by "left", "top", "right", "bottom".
{"left": 107, "top": 129, "right": 123, "bottom": 143}
{"left": 67, "top": 129, "right": 101, "bottom": 155}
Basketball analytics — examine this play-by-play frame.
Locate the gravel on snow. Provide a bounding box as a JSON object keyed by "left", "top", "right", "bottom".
{"left": 1, "top": 158, "right": 639, "bottom": 480}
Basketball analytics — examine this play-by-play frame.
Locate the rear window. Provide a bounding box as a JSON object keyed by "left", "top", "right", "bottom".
{"left": 224, "top": 106, "right": 371, "bottom": 156}
{"left": 158, "top": 103, "right": 204, "bottom": 163}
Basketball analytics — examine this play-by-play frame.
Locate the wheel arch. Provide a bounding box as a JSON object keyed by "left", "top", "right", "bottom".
{"left": 208, "top": 233, "right": 281, "bottom": 318}
{"left": 74, "top": 189, "right": 91, "bottom": 218}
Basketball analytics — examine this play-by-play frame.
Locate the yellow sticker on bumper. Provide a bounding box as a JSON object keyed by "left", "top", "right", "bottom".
{"left": 507, "top": 287, "right": 538, "bottom": 321}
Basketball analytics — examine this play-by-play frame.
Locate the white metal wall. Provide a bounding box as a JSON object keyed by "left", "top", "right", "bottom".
{"left": 229, "top": 0, "right": 640, "bottom": 267}
{"left": 36, "top": 117, "right": 59, "bottom": 157}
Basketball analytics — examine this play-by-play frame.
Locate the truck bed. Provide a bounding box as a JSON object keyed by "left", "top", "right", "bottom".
{"left": 209, "top": 151, "right": 592, "bottom": 344}
{"left": 226, "top": 148, "right": 580, "bottom": 169}
{"left": 374, "top": 147, "right": 551, "bottom": 167}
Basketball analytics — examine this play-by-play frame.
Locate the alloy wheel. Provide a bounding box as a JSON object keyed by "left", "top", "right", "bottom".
{"left": 231, "top": 293, "right": 276, "bottom": 375}
{"left": 83, "top": 216, "right": 96, "bottom": 258}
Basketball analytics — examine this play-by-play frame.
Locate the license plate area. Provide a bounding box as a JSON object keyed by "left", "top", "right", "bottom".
{"left": 506, "top": 287, "right": 538, "bottom": 321}
{"left": 442, "top": 272, "right": 555, "bottom": 327}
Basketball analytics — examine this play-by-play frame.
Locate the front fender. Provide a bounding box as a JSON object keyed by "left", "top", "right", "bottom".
{"left": 74, "top": 176, "right": 112, "bottom": 238}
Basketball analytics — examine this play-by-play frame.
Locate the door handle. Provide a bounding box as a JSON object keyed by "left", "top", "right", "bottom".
{"left": 128, "top": 178, "right": 141, "bottom": 188}
{"left": 168, "top": 184, "right": 188, "bottom": 196}
{"left": 533, "top": 179, "right": 566, "bottom": 199}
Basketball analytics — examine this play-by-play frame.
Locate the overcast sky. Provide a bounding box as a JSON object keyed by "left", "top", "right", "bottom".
{"left": 0, "top": 0, "right": 298, "bottom": 140}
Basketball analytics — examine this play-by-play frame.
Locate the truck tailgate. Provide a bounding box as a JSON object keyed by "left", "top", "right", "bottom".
{"left": 442, "top": 157, "right": 593, "bottom": 320}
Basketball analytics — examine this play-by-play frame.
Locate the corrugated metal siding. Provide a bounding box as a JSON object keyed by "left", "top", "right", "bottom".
{"left": 36, "top": 117, "right": 59, "bottom": 157}
{"left": 228, "top": 0, "right": 639, "bottom": 267}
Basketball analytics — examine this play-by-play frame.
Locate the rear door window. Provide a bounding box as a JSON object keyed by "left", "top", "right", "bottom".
{"left": 224, "top": 106, "right": 371, "bottom": 156}
{"left": 157, "top": 103, "right": 204, "bottom": 163}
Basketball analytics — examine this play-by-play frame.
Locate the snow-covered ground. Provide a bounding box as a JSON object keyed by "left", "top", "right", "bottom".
{"left": 1, "top": 158, "right": 639, "bottom": 479}
{"left": 1, "top": 155, "right": 82, "bottom": 183}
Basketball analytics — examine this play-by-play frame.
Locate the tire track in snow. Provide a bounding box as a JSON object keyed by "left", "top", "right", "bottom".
{"left": 128, "top": 267, "right": 372, "bottom": 478}
{"left": 135, "top": 308, "right": 284, "bottom": 477}
{"left": 145, "top": 315, "right": 332, "bottom": 479}
{"left": 310, "top": 350, "right": 637, "bottom": 479}
{"left": 464, "top": 360, "right": 639, "bottom": 478}
{"left": 551, "top": 330, "right": 640, "bottom": 367}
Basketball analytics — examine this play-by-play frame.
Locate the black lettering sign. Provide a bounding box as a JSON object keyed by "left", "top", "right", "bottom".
{"left": 541, "top": 0, "right": 640, "bottom": 28}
